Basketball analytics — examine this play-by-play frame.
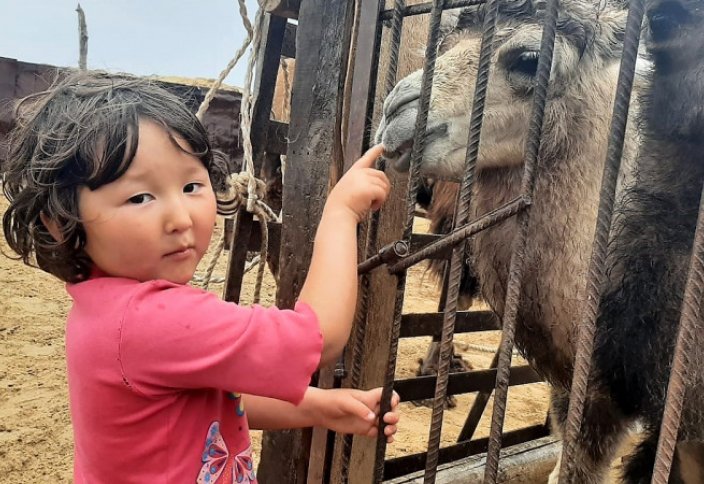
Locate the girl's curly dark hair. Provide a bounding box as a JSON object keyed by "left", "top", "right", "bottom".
{"left": 2, "top": 71, "right": 229, "bottom": 283}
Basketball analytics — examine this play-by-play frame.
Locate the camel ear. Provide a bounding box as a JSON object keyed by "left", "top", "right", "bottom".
{"left": 40, "top": 212, "right": 64, "bottom": 243}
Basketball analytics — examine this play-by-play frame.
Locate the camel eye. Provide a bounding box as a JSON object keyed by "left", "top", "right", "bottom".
{"left": 501, "top": 48, "right": 541, "bottom": 94}
{"left": 508, "top": 50, "right": 540, "bottom": 77}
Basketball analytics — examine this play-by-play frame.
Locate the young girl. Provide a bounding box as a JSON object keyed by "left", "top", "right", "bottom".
{"left": 2, "top": 72, "right": 399, "bottom": 483}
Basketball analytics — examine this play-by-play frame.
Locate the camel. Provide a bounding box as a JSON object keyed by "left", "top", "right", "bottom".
{"left": 373, "top": 0, "right": 670, "bottom": 481}
{"left": 576, "top": 0, "right": 704, "bottom": 481}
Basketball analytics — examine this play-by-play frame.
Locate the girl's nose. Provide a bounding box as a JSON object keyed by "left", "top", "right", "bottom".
{"left": 164, "top": 197, "right": 193, "bottom": 233}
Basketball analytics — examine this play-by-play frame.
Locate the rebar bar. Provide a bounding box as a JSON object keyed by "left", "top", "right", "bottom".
{"left": 557, "top": 0, "right": 645, "bottom": 480}
{"left": 483, "top": 0, "right": 558, "bottom": 481}
{"left": 374, "top": 1, "right": 448, "bottom": 481}
{"left": 651, "top": 186, "right": 704, "bottom": 482}
{"left": 387, "top": 196, "right": 530, "bottom": 274}
{"left": 422, "top": 0, "right": 499, "bottom": 478}
{"left": 380, "top": 0, "right": 486, "bottom": 20}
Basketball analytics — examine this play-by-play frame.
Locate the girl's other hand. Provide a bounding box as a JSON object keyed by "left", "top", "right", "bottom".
{"left": 325, "top": 145, "right": 391, "bottom": 223}
{"left": 309, "top": 387, "right": 400, "bottom": 443}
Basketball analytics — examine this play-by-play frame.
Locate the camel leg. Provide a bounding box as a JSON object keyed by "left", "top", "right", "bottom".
{"left": 415, "top": 341, "right": 472, "bottom": 409}
{"left": 548, "top": 386, "right": 629, "bottom": 484}
{"left": 619, "top": 429, "right": 691, "bottom": 484}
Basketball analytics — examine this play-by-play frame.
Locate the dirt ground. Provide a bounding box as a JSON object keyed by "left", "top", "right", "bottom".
{"left": 0, "top": 199, "right": 551, "bottom": 482}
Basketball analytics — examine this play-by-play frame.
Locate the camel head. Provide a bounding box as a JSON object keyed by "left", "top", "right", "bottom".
{"left": 644, "top": 0, "right": 704, "bottom": 140}
{"left": 375, "top": 0, "right": 628, "bottom": 179}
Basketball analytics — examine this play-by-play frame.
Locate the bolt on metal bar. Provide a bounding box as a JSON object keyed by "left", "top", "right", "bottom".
{"left": 358, "top": 240, "right": 410, "bottom": 274}
{"left": 482, "top": 0, "right": 559, "bottom": 481}
{"left": 380, "top": 0, "right": 486, "bottom": 20}
{"left": 374, "top": 1, "right": 448, "bottom": 482}
{"left": 557, "top": 0, "right": 645, "bottom": 480}
{"left": 388, "top": 195, "right": 531, "bottom": 274}
{"left": 339, "top": 0, "right": 404, "bottom": 481}
{"left": 652, "top": 187, "right": 704, "bottom": 482}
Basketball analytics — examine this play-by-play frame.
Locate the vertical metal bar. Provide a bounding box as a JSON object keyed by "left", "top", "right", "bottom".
{"left": 423, "top": 0, "right": 500, "bottom": 478}
{"left": 557, "top": 0, "right": 645, "bottom": 480}
{"left": 373, "top": 1, "right": 448, "bottom": 482}
{"left": 339, "top": 2, "right": 403, "bottom": 481}
{"left": 456, "top": 350, "right": 499, "bottom": 442}
{"left": 652, "top": 190, "right": 704, "bottom": 482}
{"left": 482, "top": 0, "right": 559, "bottom": 481}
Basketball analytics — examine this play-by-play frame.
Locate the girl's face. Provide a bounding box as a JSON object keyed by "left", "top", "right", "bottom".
{"left": 78, "top": 119, "right": 217, "bottom": 284}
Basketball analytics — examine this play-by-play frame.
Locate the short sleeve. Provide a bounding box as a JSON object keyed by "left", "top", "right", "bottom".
{"left": 119, "top": 281, "right": 322, "bottom": 404}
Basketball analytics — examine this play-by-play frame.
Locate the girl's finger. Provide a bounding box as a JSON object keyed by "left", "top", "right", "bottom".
{"left": 352, "top": 144, "right": 385, "bottom": 170}
{"left": 341, "top": 396, "right": 376, "bottom": 422}
{"left": 383, "top": 412, "right": 400, "bottom": 425}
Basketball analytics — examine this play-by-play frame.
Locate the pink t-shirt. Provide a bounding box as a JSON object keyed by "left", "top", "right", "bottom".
{"left": 65, "top": 277, "right": 322, "bottom": 483}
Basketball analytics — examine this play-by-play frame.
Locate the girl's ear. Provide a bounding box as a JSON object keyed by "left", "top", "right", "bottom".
{"left": 39, "top": 212, "right": 64, "bottom": 243}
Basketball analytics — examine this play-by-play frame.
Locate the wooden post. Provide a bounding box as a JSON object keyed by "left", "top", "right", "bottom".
{"left": 222, "top": 13, "right": 287, "bottom": 304}
{"left": 256, "top": 1, "right": 355, "bottom": 483}
{"left": 263, "top": 0, "right": 302, "bottom": 19}
{"left": 76, "top": 3, "right": 88, "bottom": 70}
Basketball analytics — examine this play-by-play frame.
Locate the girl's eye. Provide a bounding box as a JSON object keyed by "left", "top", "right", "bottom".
{"left": 127, "top": 193, "right": 154, "bottom": 204}
{"left": 184, "top": 182, "right": 204, "bottom": 194}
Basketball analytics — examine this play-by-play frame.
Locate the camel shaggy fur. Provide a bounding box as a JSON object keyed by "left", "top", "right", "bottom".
{"left": 372, "top": 0, "right": 682, "bottom": 481}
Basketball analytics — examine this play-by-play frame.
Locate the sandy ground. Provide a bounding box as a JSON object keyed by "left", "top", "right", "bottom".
{"left": 0, "top": 200, "right": 551, "bottom": 482}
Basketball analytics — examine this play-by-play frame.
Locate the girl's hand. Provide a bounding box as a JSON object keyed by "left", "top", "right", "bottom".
{"left": 309, "top": 387, "right": 401, "bottom": 443}
{"left": 325, "top": 145, "right": 391, "bottom": 223}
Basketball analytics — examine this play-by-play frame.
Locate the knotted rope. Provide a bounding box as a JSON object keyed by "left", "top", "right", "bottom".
{"left": 191, "top": 0, "right": 279, "bottom": 304}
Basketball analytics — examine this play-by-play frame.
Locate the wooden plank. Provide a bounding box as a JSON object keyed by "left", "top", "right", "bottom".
{"left": 281, "top": 22, "right": 297, "bottom": 59}
{"left": 393, "top": 366, "right": 542, "bottom": 401}
{"left": 384, "top": 435, "right": 558, "bottom": 483}
{"left": 257, "top": 2, "right": 356, "bottom": 483}
{"left": 223, "top": 14, "right": 287, "bottom": 304}
{"left": 400, "top": 310, "right": 498, "bottom": 338}
{"left": 264, "top": 0, "right": 302, "bottom": 19}
{"left": 343, "top": 0, "right": 384, "bottom": 169}
{"left": 246, "top": 220, "right": 281, "bottom": 254}
{"left": 266, "top": 120, "right": 289, "bottom": 155}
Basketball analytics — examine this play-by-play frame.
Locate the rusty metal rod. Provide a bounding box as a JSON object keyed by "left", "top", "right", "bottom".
{"left": 422, "top": 0, "right": 499, "bottom": 477}
{"left": 380, "top": 0, "right": 486, "bottom": 20}
{"left": 652, "top": 186, "right": 704, "bottom": 482}
{"left": 387, "top": 195, "right": 530, "bottom": 274}
{"left": 558, "top": 0, "right": 645, "bottom": 480}
{"left": 357, "top": 240, "right": 410, "bottom": 274}
{"left": 374, "top": 1, "right": 448, "bottom": 481}
{"left": 482, "top": 0, "right": 559, "bottom": 481}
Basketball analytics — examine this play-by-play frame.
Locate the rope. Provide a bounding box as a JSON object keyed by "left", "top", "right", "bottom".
{"left": 192, "top": 1, "right": 276, "bottom": 304}
{"left": 280, "top": 59, "right": 292, "bottom": 121}
{"left": 196, "top": 171, "right": 279, "bottom": 303}
{"left": 195, "top": 0, "right": 252, "bottom": 121}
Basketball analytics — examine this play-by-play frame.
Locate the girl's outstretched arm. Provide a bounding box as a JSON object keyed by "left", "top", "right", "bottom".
{"left": 243, "top": 387, "right": 400, "bottom": 442}
{"left": 298, "top": 145, "right": 390, "bottom": 366}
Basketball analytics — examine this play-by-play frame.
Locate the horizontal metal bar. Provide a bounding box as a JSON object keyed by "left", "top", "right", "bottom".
{"left": 394, "top": 365, "right": 541, "bottom": 401}
{"left": 400, "top": 310, "right": 498, "bottom": 338}
{"left": 380, "top": 0, "right": 486, "bottom": 20}
{"left": 383, "top": 424, "right": 550, "bottom": 480}
{"left": 357, "top": 240, "right": 410, "bottom": 274}
{"left": 389, "top": 195, "right": 531, "bottom": 274}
